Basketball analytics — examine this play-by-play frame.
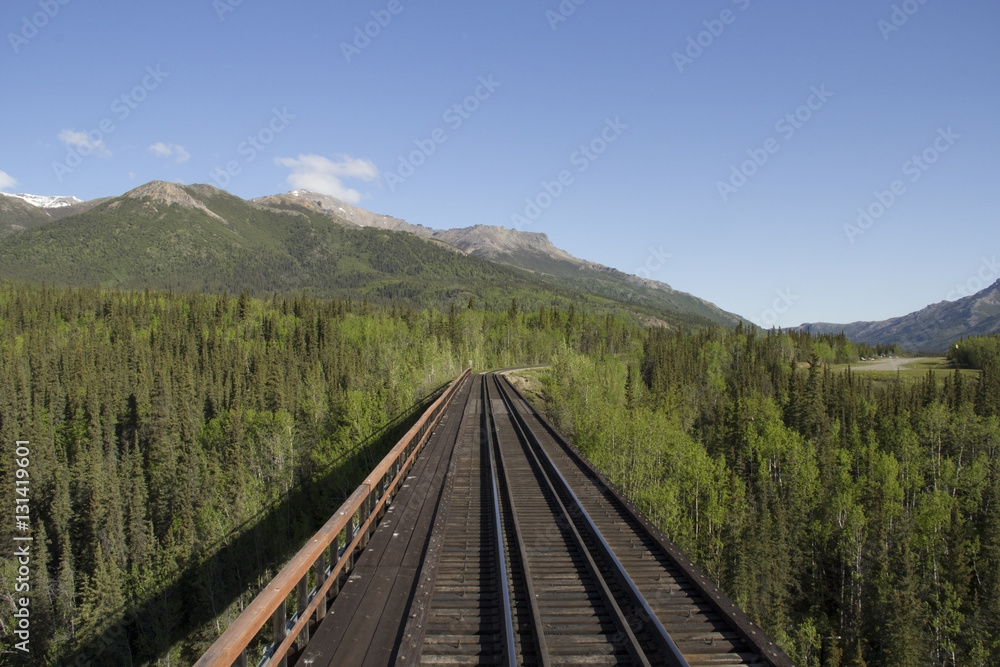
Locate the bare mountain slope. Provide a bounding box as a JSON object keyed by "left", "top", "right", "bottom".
{"left": 253, "top": 191, "right": 435, "bottom": 237}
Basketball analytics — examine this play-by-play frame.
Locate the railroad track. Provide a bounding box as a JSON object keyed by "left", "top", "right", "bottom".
{"left": 199, "top": 370, "right": 791, "bottom": 666}
{"left": 400, "top": 373, "right": 792, "bottom": 666}
{"left": 494, "top": 374, "right": 791, "bottom": 667}
{"left": 486, "top": 373, "right": 680, "bottom": 666}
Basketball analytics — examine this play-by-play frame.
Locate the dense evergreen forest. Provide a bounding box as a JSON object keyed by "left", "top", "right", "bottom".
{"left": 1, "top": 281, "right": 997, "bottom": 666}
{"left": 0, "top": 282, "right": 630, "bottom": 665}
{"left": 950, "top": 335, "right": 1000, "bottom": 371}
{"left": 537, "top": 328, "right": 1000, "bottom": 666}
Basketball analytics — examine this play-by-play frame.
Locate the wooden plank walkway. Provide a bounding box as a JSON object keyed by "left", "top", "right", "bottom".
{"left": 397, "top": 374, "right": 511, "bottom": 665}
{"left": 296, "top": 375, "right": 475, "bottom": 666}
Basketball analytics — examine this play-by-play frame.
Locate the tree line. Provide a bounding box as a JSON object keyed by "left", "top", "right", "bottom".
{"left": 3, "top": 280, "right": 995, "bottom": 666}
{"left": 0, "top": 283, "right": 633, "bottom": 665}
{"left": 950, "top": 334, "right": 1000, "bottom": 371}
{"left": 540, "top": 325, "right": 999, "bottom": 666}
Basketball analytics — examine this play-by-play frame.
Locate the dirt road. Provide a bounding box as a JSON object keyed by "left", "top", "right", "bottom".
{"left": 852, "top": 357, "right": 933, "bottom": 372}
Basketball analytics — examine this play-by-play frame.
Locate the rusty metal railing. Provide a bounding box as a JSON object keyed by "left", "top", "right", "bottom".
{"left": 194, "top": 368, "right": 472, "bottom": 667}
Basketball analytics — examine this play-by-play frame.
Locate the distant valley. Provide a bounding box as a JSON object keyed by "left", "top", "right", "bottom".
{"left": 800, "top": 278, "right": 1000, "bottom": 353}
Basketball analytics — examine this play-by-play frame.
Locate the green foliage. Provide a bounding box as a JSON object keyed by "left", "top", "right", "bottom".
{"left": 0, "top": 282, "right": 640, "bottom": 664}
{"left": 0, "top": 187, "right": 729, "bottom": 329}
{"left": 947, "top": 335, "right": 1000, "bottom": 419}
{"left": 538, "top": 326, "right": 1000, "bottom": 667}
{"left": 1, "top": 273, "right": 995, "bottom": 666}
{"left": 949, "top": 334, "right": 1000, "bottom": 370}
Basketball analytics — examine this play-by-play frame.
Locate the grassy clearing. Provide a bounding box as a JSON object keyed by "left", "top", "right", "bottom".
{"left": 826, "top": 356, "right": 980, "bottom": 384}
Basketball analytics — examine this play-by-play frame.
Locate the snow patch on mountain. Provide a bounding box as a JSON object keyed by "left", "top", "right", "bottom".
{"left": 2, "top": 192, "right": 82, "bottom": 209}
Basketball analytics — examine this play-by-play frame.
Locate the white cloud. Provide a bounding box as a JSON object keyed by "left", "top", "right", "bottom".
{"left": 148, "top": 142, "right": 171, "bottom": 157}
{"left": 58, "top": 129, "right": 111, "bottom": 157}
{"left": 0, "top": 170, "right": 17, "bottom": 191}
{"left": 274, "top": 153, "right": 379, "bottom": 203}
{"left": 149, "top": 142, "right": 190, "bottom": 163}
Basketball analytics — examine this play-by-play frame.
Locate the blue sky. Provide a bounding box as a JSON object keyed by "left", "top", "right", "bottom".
{"left": 1, "top": 0, "right": 997, "bottom": 327}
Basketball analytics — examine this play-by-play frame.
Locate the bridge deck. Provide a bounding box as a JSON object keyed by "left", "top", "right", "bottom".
{"left": 285, "top": 373, "right": 792, "bottom": 667}
{"left": 296, "top": 375, "right": 475, "bottom": 666}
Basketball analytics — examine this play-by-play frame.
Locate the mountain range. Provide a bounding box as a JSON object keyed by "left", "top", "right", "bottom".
{"left": 0, "top": 191, "right": 108, "bottom": 236}
{"left": 0, "top": 182, "right": 741, "bottom": 329}
{"left": 3, "top": 181, "right": 997, "bottom": 350}
{"left": 3, "top": 192, "right": 83, "bottom": 209}
{"left": 800, "top": 279, "right": 1000, "bottom": 353}
{"left": 253, "top": 190, "right": 736, "bottom": 324}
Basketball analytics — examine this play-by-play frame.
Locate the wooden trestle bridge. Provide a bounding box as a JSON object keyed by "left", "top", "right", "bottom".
{"left": 195, "top": 370, "right": 794, "bottom": 666}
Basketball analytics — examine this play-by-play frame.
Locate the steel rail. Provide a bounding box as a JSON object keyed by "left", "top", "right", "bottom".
{"left": 489, "top": 373, "right": 652, "bottom": 667}
{"left": 484, "top": 375, "right": 552, "bottom": 667}
{"left": 482, "top": 375, "right": 518, "bottom": 666}
{"left": 394, "top": 375, "right": 477, "bottom": 666}
{"left": 495, "top": 375, "right": 689, "bottom": 666}
{"left": 500, "top": 373, "right": 796, "bottom": 667}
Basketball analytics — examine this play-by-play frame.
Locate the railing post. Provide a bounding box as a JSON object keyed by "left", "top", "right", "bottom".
{"left": 297, "top": 574, "right": 310, "bottom": 643}
{"left": 315, "top": 551, "right": 327, "bottom": 622}
{"left": 364, "top": 490, "right": 373, "bottom": 540}
{"left": 359, "top": 494, "right": 371, "bottom": 548}
{"left": 345, "top": 517, "right": 356, "bottom": 570}
{"left": 234, "top": 651, "right": 247, "bottom": 667}
{"left": 272, "top": 603, "right": 288, "bottom": 667}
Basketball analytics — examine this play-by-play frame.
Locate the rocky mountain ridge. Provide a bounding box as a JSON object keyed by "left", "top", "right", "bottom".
{"left": 249, "top": 189, "right": 738, "bottom": 325}
{"left": 801, "top": 279, "right": 1000, "bottom": 352}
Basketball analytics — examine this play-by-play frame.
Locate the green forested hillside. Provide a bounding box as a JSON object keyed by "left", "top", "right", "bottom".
{"left": 256, "top": 193, "right": 746, "bottom": 327}
{"left": 950, "top": 334, "right": 1000, "bottom": 371}
{"left": 534, "top": 326, "right": 1000, "bottom": 666}
{"left": 0, "top": 184, "right": 722, "bottom": 330}
{"left": 0, "top": 283, "right": 634, "bottom": 665}
{"left": 802, "top": 280, "right": 1000, "bottom": 353}
{"left": 0, "top": 195, "right": 56, "bottom": 238}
